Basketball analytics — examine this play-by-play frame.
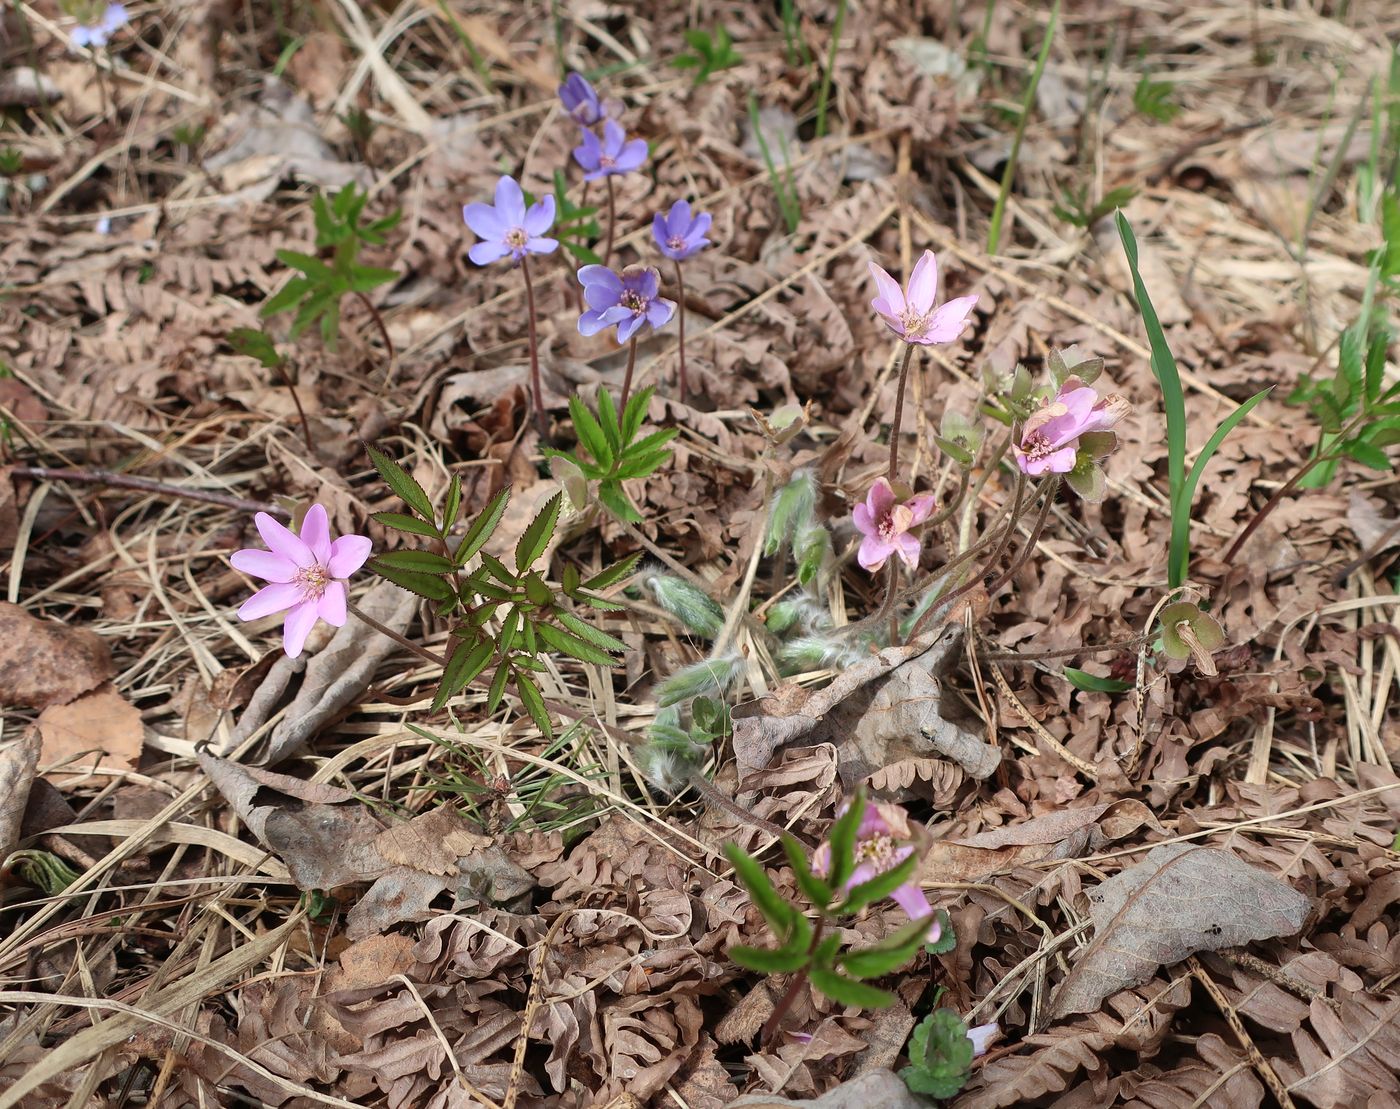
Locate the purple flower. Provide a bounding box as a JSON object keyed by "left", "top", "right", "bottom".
{"left": 462, "top": 176, "right": 558, "bottom": 266}
{"left": 967, "top": 1022, "right": 999, "bottom": 1058}
{"left": 577, "top": 264, "right": 675, "bottom": 344}
{"left": 868, "top": 250, "right": 979, "bottom": 346}
{"left": 72, "top": 2, "right": 127, "bottom": 48}
{"left": 852, "top": 478, "right": 936, "bottom": 573}
{"left": 1013, "top": 377, "right": 1129, "bottom": 476}
{"left": 231, "top": 505, "right": 372, "bottom": 659}
{"left": 653, "top": 199, "right": 713, "bottom": 261}
{"left": 559, "top": 72, "right": 603, "bottom": 126}
{"left": 813, "top": 799, "right": 941, "bottom": 944}
{"left": 573, "top": 120, "right": 648, "bottom": 182}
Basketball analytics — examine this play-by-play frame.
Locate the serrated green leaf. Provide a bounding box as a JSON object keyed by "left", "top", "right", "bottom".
{"left": 372, "top": 549, "right": 454, "bottom": 574}
{"left": 372, "top": 511, "right": 442, "bottom": 539}
{"left": 596, "top": 389, "right": 622, "bottom": 455}
{"left": 596, "top": 480, "right": 642, "bottom": 523}
{"left": 536, "top": 622, "right": 619, "bottom": 666}
{"left": 442, "top": 474, "right": 462, "bottom": 532}
{"left": 612, "top": 450, "right": 674, "bottom": 482}
{"left": 724, "top": 842, "right": 797, "bottom": 935}
{"left": 348, "top": 266, "right": 399, "bottom": 292}
{"left": 781, "top": 836, "right": 834, "bottom": 908}
{"left": 486, "top": 661, "right": 510, "bottom": 713}
{"left": 1064, "top": 666, "right": 1133, "bottom": 693}
{"left": 261, "top": 276, "right": 311, "bottom": 318}
{"left": 289, "top": 286, "right": 333, "bottom": 338}
{"left": 512, "top": 669, "right": 552, "bottom": 736}
{"left": 515, "top": 492, "right": 562, "bottom": 572}
{"left": 226, "top": 327, "right": 282, "bottom": 368}
{"left": 826, "top": 791, "right": 865, "bottom": 892}
{"left": 478, "top": 550, "right": 519, "bottom": 587}
{"left": 568, "top": 395, "right": 612, "bottom": 467}
{"left": 432, "top": 636, "right": 495, "bottom": 710}
{"left": 456, "top": 485, "right": 511, "bottom": 567}
{"left": 728, "top": 942, "right": 810, "bottom": 974}
{"left": 498, "top": 608, "right": 521, "bottom": 656}
{"left": 808, "top": 966, "right": 895, "bottom": 1009}
{"left": 277, "top": 249, "right": 334, "bottom": 280}
{"left": 582, "top": 551, "right": 642, "bottom": 592}
{"left": 370, "top": 559, "right": 455, "bottom": 601}
{"left": 1344, "top": 438, "right": 1392, "bottom": 470}
{"left": 555, "top": 609, "right": 628, "bottom": 653}
{"left": 367, "top": 445, "right": 437, "bottom": 522}
{"left": 622, "top": 385, "right": 655, "bottom": 444}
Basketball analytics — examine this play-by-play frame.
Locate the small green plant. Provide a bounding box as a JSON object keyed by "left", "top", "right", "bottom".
{"left": 901, "top": 1007, "right": 978, "bottom": 1099}
{"left": 746, "top": 94, "right": 802, "bottom": 234}
{"left": 812, "top": 0, "right": 848, "bottom": 137}
{"left": 672, "top": 23, "right": 741, "bottom": 85}
{"left": 262, "top": 184, "right": 401, "bottom": 353}
{"left": 544, "top": 386, "right": 677, "bottom": 523}
{"left": 726, "top": 791, "right": 955, "bottom": 1042}
{"left": 0, "top": 148, "right": 24, "bottom": 176}
{"left": 778, "top": 0, "right": 809, "bottom": 68}
{"left": 170, "top": 122, "right": 206, "bottom": 153}
{"left": 536, "top": 170, "right": 602, "bottom": 265}
{"left": 1053, "top": 182, "right": 1138, "bottom": 229}
{"left": 365, "top": 447, "right": 639, "bottom": 734}
{"left": 1131, "top": 71, "right": 1180, "bottom": 123}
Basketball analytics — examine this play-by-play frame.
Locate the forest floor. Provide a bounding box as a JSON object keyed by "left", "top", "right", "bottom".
{"left": 1, "top": 0, "right": 1400, "bottom": 1106}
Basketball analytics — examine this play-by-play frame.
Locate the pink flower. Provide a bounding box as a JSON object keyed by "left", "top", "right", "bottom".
{"left": 852, "top": 478, "right": 936, "bottom": 573}
{"left": 868, "top": 250, "right": 979, "bottom": 346}
{"left": 967, "top": 1022, "right": 999, "bottom": 1057}
{"left": 231, "top": 505, "right": 372, "bottom": 658}
{"left": 814, "top": 799, "right": 942, "bottom": 943}
{"left": 1013, "top": 377, "right": 1129, "bottom": 476}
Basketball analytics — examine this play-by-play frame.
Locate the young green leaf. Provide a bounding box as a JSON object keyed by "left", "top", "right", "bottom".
{"left": 728, "top": 941, "right": 811, "bottom": 974}
{"left": 724, "top": 842, "right": 797, "bottom": 935}
{"left": 432, "top": 636, "right": 495, "bottom": 710}
{"left": 568, "top": 394, "right": 613, "bottom": 467}
{"left": 367, "top": 444, "right": 437, "bottom": 523}
{"left": 555, "top": 609, "right": 629, "bottom": 653}
{"left": 515, "top": 492, "right": 562, "bottom": 572}
{"left": 825, "top": 790, "right": 866, "bottom": 892}
{"left": 456, "top": 486, "right": 511, "bottom": 567}
{"left": 808, "top": 966, "right": 896, "bottom": 1008}
{"left": 1064, "top": 666, "right": 1133, "bottom": 693}
{"left": 372, "top": 549, "right": 455, "bottom": 575}
{"left": 781, "top": 836, "right": 834, "bottom": 908}
{"left": 900, "top": 1009, "right": 975, "bottom": 1099}
{"left": 582, "top": 551, "right": 642, "bottom": 592}
{"left": 369, "top": 560, "right": 455, "bottom": 602}
{"left": 838, "top": 852, "right": 918, "bottom": 916}
{"left": 536, "top": 622, "right": 619, "bottom": 666}
{"left": 512, "top": 668, "right": 552, "bottom": 736}
{"left": 839, "top": 913, "right": 936, "bottom": 979}
{"left": 372, "top": 511, "right": 443, "bottom": 539}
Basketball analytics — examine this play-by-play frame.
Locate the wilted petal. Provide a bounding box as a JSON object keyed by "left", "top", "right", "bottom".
{"left": 967, "top": 1022, "right": 999, "bottom": 1057}
{"left": 895, "top": 531, "right": 922, "bottom": 569}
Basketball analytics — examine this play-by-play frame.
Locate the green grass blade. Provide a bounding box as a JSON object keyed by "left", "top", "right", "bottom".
{"left": 813, "top": 0, "right": 848, "bottom": 138}
{"left": 987, "top": 0, "right": 1058, "bottom": 254}
{"left": 1116, "top": 211, "right": 1188, "bottom": 586}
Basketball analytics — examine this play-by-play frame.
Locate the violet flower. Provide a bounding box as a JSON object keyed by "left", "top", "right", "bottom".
{"left": 653, "top": 199, "right": 712, "bottom": 261}
{"left": 462, "top": 176, "right": 558, "bottom": 266}
{"left": 231, "top": 505, "right": 372, "bottom": 659}
{"left": 559, "top": 72, "right": 603, "bottom": 126}
{"left": 852, "top": 478, "right": 936, "bottom": 573}
{"left": 573, "top": 120, "right": 648, "bottom": 182}
{"left": 1012, "top": 377, "right": 1129, "bottom": 477}
{"left": 868, "top": 250, "right": 979, "bottom": 346}
{"left": 967, "top": 1022, "right": 999, "bottom": 1058}
{"left": 72, "top": 2, "right": 127, "bottom": 48}
{"left": 813, "top": 799, "right": 941, "bottom": 943}
{"left": 577, "top": 264, "right": 675, "bottom": 344}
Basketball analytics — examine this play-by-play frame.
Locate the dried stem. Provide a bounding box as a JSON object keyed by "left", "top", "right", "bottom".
{"left": 270, "top": 360, "right": 315, "bottom": 453}
{"left": 887, "top": 342, "right": 916, "bottom": 483}
{"left": 520, "top": 256, "right": 549, "bottom": 437}
{"left": 619, "top": 335, "right": 639, "bottom": 412}
{"left": 674, "top": 259, "right": 689, "bottom": 402}
{"left": 9, "top": 466, "right": 278, "bottom": 516}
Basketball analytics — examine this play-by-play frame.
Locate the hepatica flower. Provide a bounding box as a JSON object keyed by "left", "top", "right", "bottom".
{"left": 1013, "top": 377, "right": 1129, "bottom": 477}
{"left": 653, "top": 199, "right": 712, "bottom": 261}
{"left": 232, "top": 505, "right": 372, "bottom": 659}
{"left": 577, "top": 264, "right": 675, "bottom": 343}
{"left": 853, "top": 478, "right": 936, "bottom": 573}
{"left": 71, "top": 1, "right": 127, "bottom": 47}
{"left": 868, "top": 250, "right": 979, "bottom": 346}
{"left": 814, "top": 800, "right": 941, "bottom": 943}
{"left": 573, "top": 120, "right": 648, "bottom": 181}
{"left": 463, "top": 176, "right": 558, "bottom": 266}
{"left": 558, "top": 72, "right": 603, "bottom": 126}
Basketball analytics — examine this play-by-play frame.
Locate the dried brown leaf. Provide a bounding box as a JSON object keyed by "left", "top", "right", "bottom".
{"left": 1051, "top": 844, "right": 1312, "bottom": 1018}
{"left": 0, "top": 602, "right": 113, "bottom": 709}
{"left": 0, "top": 727, "right": 40, "bottom": 859}
{"left": 37, "top": 683, "right": 144, "bottom": 784}
{"left": 1272, "top": 993, "right": 1400, "bottom": 1108}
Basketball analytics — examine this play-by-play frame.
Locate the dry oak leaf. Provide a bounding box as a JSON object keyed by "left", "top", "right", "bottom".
{"left": 0, "top": 602, "right": 113, "bottom": 709}
{"left": 37, "top": 683, "right": 144, "bottom": 784}
{"left": 1050, "top": 843, "right": 1312, "bottom": 1018}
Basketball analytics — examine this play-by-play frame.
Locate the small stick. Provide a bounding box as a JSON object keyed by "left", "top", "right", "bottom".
{"left": 8, "top": 466, "right": 278, "bottom": 516}
{"left": 1187, "top": 956, "right": 1298, "bottom": 1109}
{"left": 673, "top": 259, "right": 689, "bottom": 401}
{"left": 347, "top": 602, "right": 445, "bottom": 666}
{"left": 520, "top": 256, "right": 549, "bottom": 437}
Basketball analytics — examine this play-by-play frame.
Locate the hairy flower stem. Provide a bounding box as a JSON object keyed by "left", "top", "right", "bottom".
{"left": 761, "top": 918, "right": 825, "bottom": 1045}
{"left": 520, "top": 256, "right": 548, "bottom": 437}
{"left": 603, "top": 176, "right": 617, "bottom": 268}
{"left": 887, "top": 342, "right": 916, "bottom": 484}
{"left": 619, "top": 335, "right": 639, "bottom": 412}
{"left": 674, "top": 259, "right": 689, "bottom": 401}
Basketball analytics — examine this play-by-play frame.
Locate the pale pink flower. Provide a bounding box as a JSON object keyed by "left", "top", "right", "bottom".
{"left": 967, "top": 1022, "right": 999, "bottom": 1057}
{"left": 814, "top": 799, "right": 941, "bottom": 943}
{"left": 868, "top": 250, "right": 979, "bottom": 346}
{"left": 1013, "top": 377, "right": 1130, "bottom": 476}
{"left": 231, "top": 505, "right": 372, "bottom": 658}
{"left": 852, "top": 478, "right": 936, "bottom": 573}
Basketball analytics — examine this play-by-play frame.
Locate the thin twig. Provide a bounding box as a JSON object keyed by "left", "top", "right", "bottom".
{"left": 352, "top": 290, "right": 395, "bottom": 365}
{"left": 9, "top": 467, "right": 279, "bottom": 516}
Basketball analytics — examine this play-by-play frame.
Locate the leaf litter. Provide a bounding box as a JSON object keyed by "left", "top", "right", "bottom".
{"left": 0, "top": 1, "right": 1399, "bottom": 1107}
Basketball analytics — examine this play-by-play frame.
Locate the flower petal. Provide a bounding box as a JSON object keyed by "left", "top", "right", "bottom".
{"left": 462, "top": 201, "right": 505, "bottom": 240}
{"left": 896, "top": 531, "right": 922, "bottom": 569}
{"left": 299, "top": 504, "right": 331, "bottom": 563}
{"left": 237, "top": 581, "right": 303, "bottom": 621}
{"left": 525, "top": 236, "right": 559, "bottom": 255}
{"left": 921, "top": 294, "right": 979, "bottom": 343}
{"left": 615, "top": 138, "right": 649, "bottom": 173}
{"left": 255, "top": 512, "right": 313, "bottom": 568}
{"left": 469, "top": 241, "right": 512, "bottom": 266}
{"left": 327, "top": 534, "right": 373, "bottom": 578}
{"left": 573, "top": 129, "right": 601, "bottom": 170}
{"left": 317, "top": 580, "right": 348, "bottom": 626}
{"left": 230, "top": 548, "right": 297, "bottom": 583}
{"left": 616, "top": 314, "right": 643, "bottom": 343}
{"left": 866, "top": 478, "right": 895, "bottom": 519}
{"left": 852, "top": 501, "right": 875, "bottom": 536}
{"left": 281, "top": 601, "right": 320, "bottom": 658}
{"left": 890, "top": 881, "right": 938, "bottom": 930}
{"left": 857, "top": 535, "right": 891, "bottom": 572}
{"left": 647, "top": 297, "right": 676, "bottom": 329}
{"left": 867, "top": 261, "right": 906, "bottom": 316}
{"left": 652, "top": 212, "right": 670, "bottom": 254}
{"left": 523, "top": 194, "right": 556, "bottom": 236}
{"left": 601, "top": 119, "right": 626, "bottom": 155}
{"left": 494, "top": 176, "right": 526, "bottom": 227}
{"left": 905, "top": 494, "right": 937, "bottom": 525}
{"left": 906, "top": 250, "right": 939, "bottom": 314}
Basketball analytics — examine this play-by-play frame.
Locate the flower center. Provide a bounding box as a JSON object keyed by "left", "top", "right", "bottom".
{"left": 296, "top": 563, "right": 331, "bottom": 601}
{"left": 504, "top": 227, "right": 528, "bottom": 248}
{"left": 856, "top": 834, "right": 900, "bottom": 874}
{"left": 899, "top": 309, "right": 929, "bottom": 338}
{"left": 599, "top": 154, "right": 616, "bottom": 169}
{"left": 667, "top": 234, "right": 688, "bottom": 253}
{"left": 620, "top": 290, "right": 647, "bottom": 313}
{"left": 877, "top": 512, "right": 898, "bottom": 541}
{"left": 1021, "top": 432, "right": 1057, "bottom": 461}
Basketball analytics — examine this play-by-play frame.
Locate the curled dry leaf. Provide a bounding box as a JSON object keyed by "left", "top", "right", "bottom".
{"left": 731, "top": 624, "right": 999, "bottom": 790}
{"left": 1050, "top": 843, "right": 1312, "bottom": 1018}
{"left": 0, "top": 602, "right": 113, "bottom": 709}
{"left": 0, "top": 727, "right": 41, "bottom": 859}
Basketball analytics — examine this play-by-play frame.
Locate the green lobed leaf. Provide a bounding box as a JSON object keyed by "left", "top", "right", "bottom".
{"left": 612, "top": 449, "right": 674, "bottom": 482}
{"left": 838, "top": 852, "right": 918, "bottom": 916}
{"left": 781, "top": 835, "right": 834, "bottom": 909}
{"left": 1065, "top": 666, "right": 1133, "bottom": 693}
{"left": 825, "top": 790, "right": 866, "bottom": 892}
{"left": 515, "top": 492, "right": 562, "bottom": 572}
{"left": 568, "top": 395, "right": 612, "bottom": 467}
{"left": 622, "top": 385, "right": 656, "bottom": 444}
{"left": 808, "top": 966, "right": 895, "bottom": 1009}
{"left": 596, "top": 480, "right": 642, "bottom": 523}
{"left": 724, "top": 842, "right": 797, "bottom": 936}
{"left": 596, "top": 389, "right": 622, "bottom": 455}
{"left": 261, "top": 276, "right": 311, "bottom": 318}
{"left": 924, "top": 909, "right": 956, "bottom": 954}
{"left": 367, "top": 444, "right": 437, "bottom": 522}
{"left": 1344, "top": 438, "right": 1392, "bottom": 470}
{"left": 277, "top": 249, "right": 334, "bottom": 280}
{"left": 226, "top": 327, "right": 282, "bottom": 369}
{"left": 456, "top": 485, "right": 512, "bottom": 567}
{"left": 900, "top": 1009, "right": 975, "bottom": 1099}
{"left": 728, "top": 942, "right": 810, "bottom": 974}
